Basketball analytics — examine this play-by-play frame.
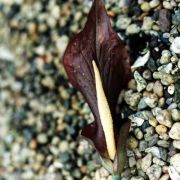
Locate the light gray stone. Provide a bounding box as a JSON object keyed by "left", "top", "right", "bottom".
{"left": 146, "top": 164, "right": 162, "bottom": 180}
{"left": 169, "top": 122, "right": 180, "bottom": 140}
{"left": 141, "top": 153, "right": 152, "bottom": 172}
{"left": 170, "top": 154, "right": 180, "bottom": 173}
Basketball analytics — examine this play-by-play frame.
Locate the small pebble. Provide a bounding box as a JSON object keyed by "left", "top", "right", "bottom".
{"left": 156, "top": 110, "right": 172, "bottom": 128}
{"left": 145, "top": 146, "right": 161, "bottom": 158}
{"left": 130, "top": 116, "right": 145, "bottom": 127}
{"left": 37, "top": 134, "right": 48, "bottom": 144}
{"left": 170, "top": 37, "right": 180, "bottom": 54}
{"left": 146, "top": 82, "right": 154, "bottom": 92}
{"left": 127, "top": 136, "right": 139, "bottom": 149}
{"left": 138, "top": 98, "right": 148, "bottom": 110}
{"left": 144, "top": 93, "right": 158, "bottom": 108}
{"left": 155, "top": 125, "right": 167, "bottom": 135}
{"left": 141, "top": 153, "right": 152, "bottom": 172}
{"left": 171, "top": 109, "right": 180, "bottom": 121}
{"left": 59, "top": 141, "right": 69, "bottom": 153}
{"left": 149, "top": 0, "right": 160, "bottom": 8}
{"left": 134, "top": 71, "right": 147, "bottom": 92}
{"left": 146, "top": 164, "right": 162, "bottom": 180}
{"left": 29, "top": 139, "right": 37, "bottom": 149}
{"left": 168, "top": 165, "right": 180, "bottom": 180}
{"left": 153, "top": 81, "right": 163, "bottom": 97}
{"left": 142, "top": 17, "right": 154, "bottom": 30}
{"left": 170, "top": 154, "right": 180, "bottom": 173}
{"left": 148, "top": 135, "right": 158, "bottom": 147}
{"left": 173, "top": 140, "right": 180, "bottom": 150}
{"left": 168, "top": 84, "right": 175, "bottom": 95}
{"left": 159, "top": 9, "right": 171, "bottom": 32}
{"left": 116, "top": 16, "right": 131, "bottom": 29}
{"left": 152, "top": 107, "right": 162, "bottom": 116}
{"left": 139, "top": 141, "right": 148, "bottom": 152}
{"left": 169, "top": 122, "right": 180, "bottom": 140}
{"left": 163, "top": 1, "right": 173, "bottom": 9}
{"left": 41, "top": 76, "right": 55, "bottom": 89}
{"left": 153, "top": 72, "right": 174, "bottom": 86}
{"left": 141, "top": 2, "right": 151, "bottom": 12}
{"left": 124, "top": 90, "right": 142, "bottom": 107}
{"left": 126, "top": 24, "right": 141, "bottom": 34}
{"left": 153, "top": 157, "right": 166, "bottom": 166}
{"left": 149, "top": 117, "right": 158, "bottom": 127}
{"left": 168, "top": 103, "right": 177, "bottom": 110}
{"left": 142, "top": 69, "right": 152, "bottom": 80}
{"left": 157, "top": 140, "right": 170, "bottom": 148}
{"left": 158, "top": 97, "right": 165, "bottom": 108}
{"left": 129, "top": 157, "right": 136, "bottom": 168}
{"left": 134, "top": 128, "right": 143, "bottom": 140}
{"left": 128, "top": 79, "right": 137, "bottom": 91}
{"left": 158, "top": 63, "right": 173, "bottom": 74}
{"left": 171, "top": 56, "right": 178, "bottom": 64}
{"left": 160, "top": 50, "right": 171, "bottom": 64}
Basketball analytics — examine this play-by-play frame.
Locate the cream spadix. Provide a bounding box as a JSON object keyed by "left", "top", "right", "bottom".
{"left": 92, "top": 60, "right": 116, "bottom": 160}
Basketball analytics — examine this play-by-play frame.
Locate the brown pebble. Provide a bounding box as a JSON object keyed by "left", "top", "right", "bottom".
{"left": 107, "top": 10, "right": 115, "bottom": 17}
{"left": 128, "top": 79, "right": 137, "bottom": 90}
{"left": 80, "top": 166, "right": 88, "bottom": 173}
{"left": 138, "top": 12, "right": 149, "bottom": 20}
{"left": 143, "top": 91, "right": 152, "bottom": 97}
{"left": 149, "top": 117, "right": 158, "bottom": 127}
{"left": 162, "top": 166, "right": 169, "bottom": 173}
{"left": 30, "top": 139, "right": 37, "bottom": 149}
{"left": 156, "top": 125, "right": 167, "bottom": 135}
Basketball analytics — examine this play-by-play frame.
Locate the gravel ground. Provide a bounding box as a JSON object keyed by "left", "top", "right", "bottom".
{"left": 0, "top": 0, "right": 180, "bottom": 180}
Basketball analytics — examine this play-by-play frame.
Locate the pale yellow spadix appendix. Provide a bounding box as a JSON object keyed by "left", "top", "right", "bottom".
{"left": 92, "top": 60, "right": 116, "bottom": 160}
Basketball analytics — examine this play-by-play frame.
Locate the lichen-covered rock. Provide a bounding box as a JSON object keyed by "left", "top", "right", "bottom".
{"left": 134, "top": 71, "right": 147, "bottom": 92}
{"left": 124, "top": 90, "right": 142, "bottom": 107}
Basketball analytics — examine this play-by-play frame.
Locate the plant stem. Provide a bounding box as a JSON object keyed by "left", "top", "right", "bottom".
{"left": 113, "top": 175, "right": 121, "bottom": 180}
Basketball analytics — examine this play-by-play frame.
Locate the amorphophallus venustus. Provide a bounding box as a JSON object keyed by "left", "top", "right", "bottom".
{"left": 63, "top": 0, "right": 132, "bottom": 178}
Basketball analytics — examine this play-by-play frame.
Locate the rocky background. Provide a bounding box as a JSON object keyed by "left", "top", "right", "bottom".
{"left": 0, "top": 0, "right": 180, "bottom": 180}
